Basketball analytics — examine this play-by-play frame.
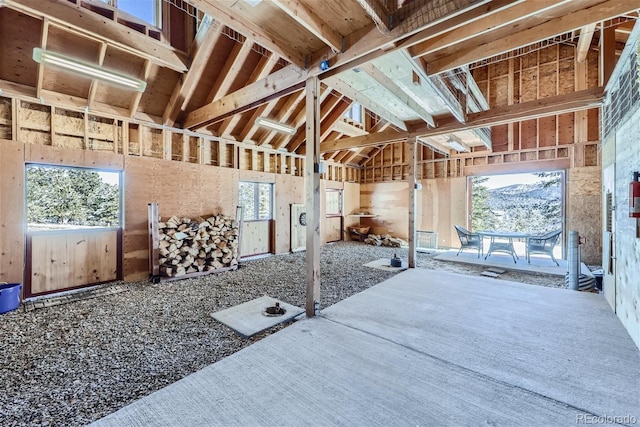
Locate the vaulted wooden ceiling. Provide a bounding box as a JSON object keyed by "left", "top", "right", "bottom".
{"left": 0, "top": 0, "right": 637, "bottom": 167}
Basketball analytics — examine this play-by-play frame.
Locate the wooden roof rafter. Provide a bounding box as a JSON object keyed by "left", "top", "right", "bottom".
{"left": 271, "top": 0, "right": 344, "bottom": 53}
{"left": 217, "top": 52, "right": 282, "bottom": 136}
{"left": 321, "top": 86, "right": 604, "bottom": 153}
{"left": 260, "top": 89, "right": 308, "bottom": 148}
{"left": 163, "top": 19, "right": 224, "bottom": 126}
{"left": 35, "top": 18, "right": 50, "bottom": 101}
{"left": 87, "top": 43, "right": 108, "bottom": 109}
{"left": 422, "top": 0, "right": 640, "bottom": 75}
{"left": 324, "top": 76, "right": 407, "bottom": 131}
{"left": 186, "top": 0, "right": 307, "bottom": 68}
{"left": 183, "top": 0, "right": 493, "bottom": 130}
{"left": 359, "top": 62, "right": 436, "bottom": 127}
{"left": 204, "top": 36, "right": 254, "bottom": 104}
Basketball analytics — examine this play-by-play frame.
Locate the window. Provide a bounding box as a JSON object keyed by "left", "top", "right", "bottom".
{"left": 239, "top": 182, "right": 273, "bottom": 221}
{"left": 98, "top": 0, "right": 161, "bottom": 27}
{"left": 26, "top": 165, "right": 121, "bottom": 231}
{"left": 344, "top": 102, "right": 363, "bottom": 124}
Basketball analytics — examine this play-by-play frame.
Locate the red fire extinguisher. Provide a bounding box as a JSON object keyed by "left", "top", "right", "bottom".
{"left": 630, "top": 172, "right": 640, "bottom": 218}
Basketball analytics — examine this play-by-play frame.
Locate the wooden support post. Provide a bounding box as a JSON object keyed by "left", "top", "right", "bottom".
{"left": 202, "top": 138, "right": 211, "bottom": 165}
{"left": 163, "top": 129, "right": 172, "bottom": 160}
{"left": 122, "top": 122, "right": 129, "bottom": 156}
{"left": 305, "top": 76, "right": 321, "bottom": 317}
{"left": 11, "top": 98, "right": 19, "bottom": 141}
{"left": 113, "top": 119, "right": 119, "bottom": 154}
{"left": 83, "top": 112, "right": 89, "bottom": 149}
{"left": 182, "top": 133, "right": 189, "bottom": 162}
{"left": 407, "top": 139, "right": 417, "bottom": 269}
{"left": 218, "top": 140, "right": 226, "bottom": 167}
{"left": 197, "top": 137, "right": 204, "bottom": 164}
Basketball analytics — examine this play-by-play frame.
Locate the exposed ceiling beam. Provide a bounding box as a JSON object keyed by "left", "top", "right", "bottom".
{"left": 163, "top": 19, "right": 223, "bottom": 126}
{"left": 321, "top": 86, "right": 604, "bottom": 152}
{"left": 184, "top": 0, "right": 491, "bottom": 129}
{"left": 217, "top": 52, "right": 281, "bottom": 136}
{"left": 129, "top": 59, "right": 152, "bottom": 118}
{"left": 425, "top": 0, "right": 640, "bottom": 75}
{"left": 332, "top": 119, "right": 369, "bottom": 137}
{"left": 280, "top": 87, "right": 333, "bottom": 151}
{"left": 35, "top": 18, "right": 50, "bottom": 101}
{"left": 298, "top": 98, "right": 353, "bottom": 154}
{"left": 186, "top": 0, "right": 306, "bottom": 68}
{"left": 87, "top": 43, "right": 108, "bottom": 109}
{"left": 360, "top": 63, "right": 436, "bottom": 127}
{"left": 258, "top": 89, "right": 307, "bottom": 147}
{"left": 406, "top": 0, "right": 569, "bottom": 58}
{"left": 271, "top": 0, "right": 344, "bottom": 53}
{"left": 184, "top": 65, "right": 307, "bottom": 129}
{"left": 324, "top": 76, "right": 407, "bottom": 131}
{"left": 401, "top": 51, "right": 465, "bottom": 123}
{"left": 205, "top": 38, "right": 254, "bottom": 104}
{"left": 5, "top": 0, "right": 188, "bottom": 72}
{"left": 576, "top": 23, "right": 597, "bottom": 62}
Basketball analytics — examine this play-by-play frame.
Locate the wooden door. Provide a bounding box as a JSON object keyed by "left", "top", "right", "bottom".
{"left": 240, "top": 221, "right": 271, "bottom": 257}
{"left": 291, "top": 204, "right": 306, "bottom": 252}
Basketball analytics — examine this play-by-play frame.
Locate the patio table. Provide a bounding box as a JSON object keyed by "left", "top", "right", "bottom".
{"left": 478, "top": 231, "right": 530, "bottom": 263}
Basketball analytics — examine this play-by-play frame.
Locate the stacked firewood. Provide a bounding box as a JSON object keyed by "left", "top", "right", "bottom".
{"left": 364, "top": 234, "right": 406, "bottom": 248}
{"left": 158, "top": 214, "right": 239, "bottom": 277}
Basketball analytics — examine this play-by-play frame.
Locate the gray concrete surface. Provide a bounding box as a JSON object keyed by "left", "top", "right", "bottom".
{"left": 93, "top": 269, "right": 640, "bottom": 426}
{"left": 211, "top": 295, "right": 304, "bottom": 337}
{"left": 363, "top": 257, "right": 408, "bottom": 271}
{"left": 434, "top": 249, "right": 587, "bottom": 276}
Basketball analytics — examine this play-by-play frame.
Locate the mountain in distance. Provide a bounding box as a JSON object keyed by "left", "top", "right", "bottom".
{"left": 489, "top": 183, "right": 559, "bottom": 211}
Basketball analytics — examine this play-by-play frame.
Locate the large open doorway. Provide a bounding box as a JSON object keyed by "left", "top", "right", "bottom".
{"left": 471, "top": 171, "right": 564, "bottom": 259}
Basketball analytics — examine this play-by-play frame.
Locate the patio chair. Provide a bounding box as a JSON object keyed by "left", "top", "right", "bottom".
{"left": 454, "top": 225, "right": 483, "bottom": 258}
{"left": 527, "top": 229, "right": 562, "bottom": 266}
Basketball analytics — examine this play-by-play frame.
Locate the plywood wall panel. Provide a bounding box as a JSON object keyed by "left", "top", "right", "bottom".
{"left": 566, "top": 166, "right": 601, "bottom": 264}
{"left": 24, "top": 143, "right": 124, "bottom": 169}
{"left": 0, "top": 140, "right": 25, "bottom": 284}
{"left": 123, "top": 156, "right": 239, "bottom": 280}
{"left": 360, "top": 182, "right": 409, "bottom": 239}
{"left": 418, "top": 177, "right": 467, "bottom": 248}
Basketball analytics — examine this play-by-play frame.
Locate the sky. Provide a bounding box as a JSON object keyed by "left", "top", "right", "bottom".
{"left": 98, "top": 171, "right": 120, "bottom": 186}
{"left": 116, "top": 0, "right": 156, "bottom": 25}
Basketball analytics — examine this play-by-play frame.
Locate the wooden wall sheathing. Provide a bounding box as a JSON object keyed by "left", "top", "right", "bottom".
{"left": 360, "top": 182, "right": 409, "bottom": 239}
{"left": 566, "top": 166, "right": 602, "bottom": 264}
{"left": 418, "top": 177, "right": 466, "bottom": 248}
{"left": 123, "top": 156, "right": 239, "bottom": 281}
{"left": 0, "top": 140, "right": 25, "bottom": 284}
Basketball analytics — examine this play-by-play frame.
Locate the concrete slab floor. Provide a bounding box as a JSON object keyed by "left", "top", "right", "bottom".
{"left": 93, "top": 269, "right": 639, "bottom": 426}
{"left": 434, "top": 249, "right": 590, "bottom": 277}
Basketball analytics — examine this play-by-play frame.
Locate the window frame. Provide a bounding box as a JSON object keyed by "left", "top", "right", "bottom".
{"left": 239, "top": 181, "right": 274, "bottom": 222}
{"left": 25, "top": 163, "right": 123, "bottom": 232}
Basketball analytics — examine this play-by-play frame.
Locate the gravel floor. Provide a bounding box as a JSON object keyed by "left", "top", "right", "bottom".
{"left": 0, "top": 242, "right": 564, "bottom": 426}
